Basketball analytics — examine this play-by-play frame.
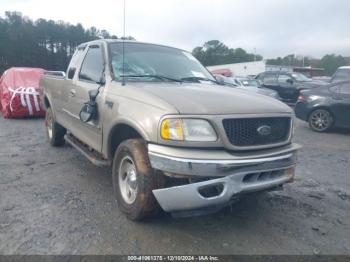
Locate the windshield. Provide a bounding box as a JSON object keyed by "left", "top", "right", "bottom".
{"left": 109, "top": 42, "right": 215, "bottom": 82}
{"left": 240, "top": 79, "right": 260, "bottom": 87}
{"left": 291, "top": 73, "right": 311, "bottom": 82}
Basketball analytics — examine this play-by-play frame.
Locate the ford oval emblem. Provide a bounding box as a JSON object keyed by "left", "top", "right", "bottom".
{"left": 257, "top": 125, "right": 272, "bottom": 136}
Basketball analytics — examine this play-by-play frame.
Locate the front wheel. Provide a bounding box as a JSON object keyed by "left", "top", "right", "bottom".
{"left": 112, "top": 139, "right": 164, "bottom": 221}
{"left": 308, "top": 109, "right": 333, "bottom": 132}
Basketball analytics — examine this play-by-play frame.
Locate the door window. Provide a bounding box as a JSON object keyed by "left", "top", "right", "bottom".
{"left": 339, "top": 83, "right": 350, "bottom": 95}
{"left": 263, "top": 73, "right": 277, "bottom": 85}
{"left": 255, "top": 73, "right": 264, "bottom": 81}
{"left": 79, "top": 46, "right": 104, "bottom": 83}
{"left": 278, "top": 74, "right": 293, "bottom": 84}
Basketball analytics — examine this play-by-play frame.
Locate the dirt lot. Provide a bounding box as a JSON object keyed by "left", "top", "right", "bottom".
{"left": 0, "top": 115, "right": 349, "bottom": 255}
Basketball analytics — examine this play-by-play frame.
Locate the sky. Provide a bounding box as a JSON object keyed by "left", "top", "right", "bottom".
{"left": 1, "top": 0, "right": 350, "bottom": 59}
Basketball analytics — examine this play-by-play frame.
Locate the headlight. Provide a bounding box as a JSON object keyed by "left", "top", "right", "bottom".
{"left": 160, "top": 118, "right": 217, "bottom": 141}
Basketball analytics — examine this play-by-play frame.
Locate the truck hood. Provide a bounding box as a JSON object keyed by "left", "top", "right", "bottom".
{"left": 238, "top": 85, "right": 278, "bottom": 98}
{"left": 139, "top": 82, "right": 292, "bottom": 115}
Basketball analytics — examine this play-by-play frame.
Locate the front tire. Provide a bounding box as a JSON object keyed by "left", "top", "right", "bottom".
{"left": 45, "top": 107, "right": 66, "bottom": 146}
{"left": 112, "top": 139, "right": 163, "bottom": 221}
{"left": 308, "top": 109, "right": 333, "bottom": 132}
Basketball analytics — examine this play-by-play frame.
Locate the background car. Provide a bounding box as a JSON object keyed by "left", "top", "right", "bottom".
{"left": 295, "top": 80, "right": 350, "bottom": 132}
{"left": 215, "top": 75, "right": 280, "bottom": 99}
{"left": 255, "top": 71, "right": 328, "bottom": 104}
{"left": 234, "top": 77, "right": 263, "bottom": 87}
{"left": 330, "top": 66, "right": 350, "bottom": 83}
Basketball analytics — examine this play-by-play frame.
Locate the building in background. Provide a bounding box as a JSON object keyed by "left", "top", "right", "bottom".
{"left": 207, "top": 61, "right": 266, "bottom": 77}
{"left": 266, "top": 65, "right": 325, "bottom": 77}
{"left": 208, "top": 60, "right": 325, "bottom": 78}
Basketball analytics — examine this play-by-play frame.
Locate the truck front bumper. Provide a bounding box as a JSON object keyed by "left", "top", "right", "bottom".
{"left": 148, "top": 143, "right": 300, "bottom": 212}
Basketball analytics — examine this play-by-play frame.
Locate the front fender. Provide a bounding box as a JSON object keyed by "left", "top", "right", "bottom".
{"left": 42, "top": 93, "right": 55, "bottom": 118}
{"left": 103, "top": 117, "right": 151, "bottom": 159}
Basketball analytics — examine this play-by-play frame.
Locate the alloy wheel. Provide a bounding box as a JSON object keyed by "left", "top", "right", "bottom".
{"left": 309, "top": 109, "right": 333, "bottom": 132}
{"left": 118, "top": 156, "right": 138, "bottom": 204}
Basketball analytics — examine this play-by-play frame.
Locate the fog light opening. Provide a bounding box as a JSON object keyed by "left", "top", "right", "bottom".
{"left": 198, "top": 184, "right": 224, "bottom": 198}
{"left": 242, "top": 173, "right": 260, "bottom": 183}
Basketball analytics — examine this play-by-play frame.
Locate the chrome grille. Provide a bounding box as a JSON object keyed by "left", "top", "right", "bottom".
{"left": 222, "top": 117, "right": 291, "bottom": 147}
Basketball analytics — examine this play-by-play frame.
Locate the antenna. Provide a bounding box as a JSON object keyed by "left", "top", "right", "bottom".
{"left": 121, "top": 0, "right": 126, "bottom": 86}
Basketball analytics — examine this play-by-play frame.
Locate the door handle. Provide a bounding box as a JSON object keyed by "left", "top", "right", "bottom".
{"left": 69, "top": 89, "right": 76, "bottom": 97}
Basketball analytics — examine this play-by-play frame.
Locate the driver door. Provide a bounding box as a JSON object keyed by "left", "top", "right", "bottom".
{"left": 277, "top": 73, "right": 298, "bottom": 102}
{"left": 64, "top": 44, "right": 104, "bottom": 151}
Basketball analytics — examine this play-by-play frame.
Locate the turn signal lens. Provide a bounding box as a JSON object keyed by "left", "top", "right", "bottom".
{"left": 160, "top": 119, "right": 184, "bottom": 141}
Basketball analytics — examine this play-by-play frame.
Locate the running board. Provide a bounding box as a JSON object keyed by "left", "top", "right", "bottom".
{"left": 64, "top": 134, "right": 111, "bottom": 167}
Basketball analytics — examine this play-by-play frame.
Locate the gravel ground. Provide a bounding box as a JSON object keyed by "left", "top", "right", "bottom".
{"left": 0, "top": 115, "right": 349, "bottom": 255}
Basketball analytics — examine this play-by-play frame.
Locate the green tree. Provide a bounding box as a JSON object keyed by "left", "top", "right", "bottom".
{"left": 192, "top": 40, "right": 262, "bottom": 66}
{"left": 0, "top": 11, "right": 128, "bottom": 74}
{"left": 267, "top": 54, "right": 346, "bottom": 76}
{"left": 319, "top": 54, "right": 346, "bottom": 76}
{"left": 266, "top": 54, "right": 311, "bottom": 67}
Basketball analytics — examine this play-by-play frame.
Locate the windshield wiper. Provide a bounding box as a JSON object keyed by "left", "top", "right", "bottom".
{"left": 121, "top": 74, "right": 183, "bottom": 83}
{"left": 180, "top": 76, "right": 218, "bottom": 84}
{"left": 180, "top": 76, "right": 218, "bottom": 83}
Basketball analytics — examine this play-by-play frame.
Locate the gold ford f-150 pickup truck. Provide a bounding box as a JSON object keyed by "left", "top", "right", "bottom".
{"left": 40, "top": 39, "right": 300, "bottom": 220}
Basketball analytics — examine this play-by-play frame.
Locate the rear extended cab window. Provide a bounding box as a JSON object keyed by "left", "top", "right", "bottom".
{"left": 66, "top": 45, "right": 86, "bottom": 79}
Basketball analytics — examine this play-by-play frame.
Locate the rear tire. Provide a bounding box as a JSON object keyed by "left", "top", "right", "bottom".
{"left": 308, "top": 109, "right": 333, "bottom": 132}
{"left": 112, "top": 139, "right": 164, "bottom": 221}
{"left": 45, "top": 107, "right": 66, "bottom": 146}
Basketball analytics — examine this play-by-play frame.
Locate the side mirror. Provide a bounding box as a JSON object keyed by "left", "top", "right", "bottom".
{"left": 79, "top": 103, "right": 96, "bottom": 123}
{"left": 215, "top": 75, "right": 225, "bottom": 85}
{"left": 79, "top": 89, "right": 99, "bottom": 122}
{"left": 286, "top": 79, "right": 294, "bottom": 84}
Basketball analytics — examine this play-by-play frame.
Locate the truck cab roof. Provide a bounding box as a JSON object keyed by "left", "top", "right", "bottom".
{"left": 77, "top": 39, "right": 188, "bottom": 53}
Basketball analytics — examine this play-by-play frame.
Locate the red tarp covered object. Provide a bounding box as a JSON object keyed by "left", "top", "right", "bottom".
{"left": 210, "top": 68, "right": 233, "bottom": 77}
{"left": 0, "top": 67, "right": 45, "bottom": 118}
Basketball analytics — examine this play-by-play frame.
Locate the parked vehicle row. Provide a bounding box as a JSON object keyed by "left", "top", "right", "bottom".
{"left": 255, "top": 71, "right": 328, "bottom": 104}
{"left": 214, "top": 75, "right": 280, "bottom": 99}
{"left": 211, "top": 65, "right": 350, "bottom": 107}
